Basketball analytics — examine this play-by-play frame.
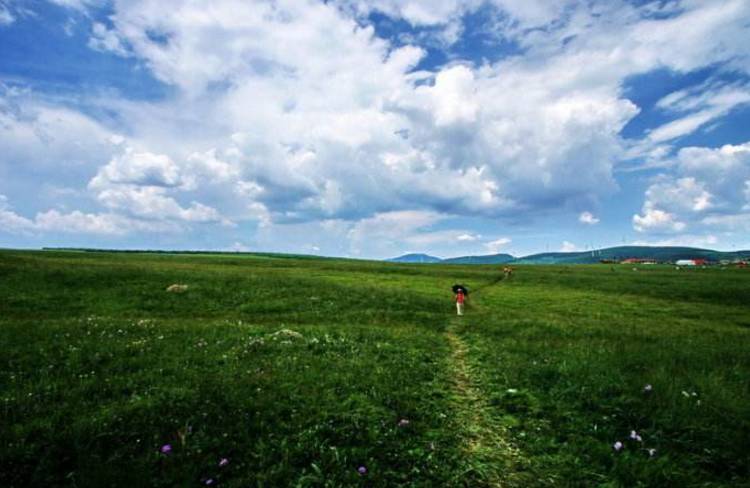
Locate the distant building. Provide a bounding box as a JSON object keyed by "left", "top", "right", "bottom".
{"left": 621, "top": 258, "right": 657, "bottom": 264}
{"left": 676, "top": 259, "right": 697, "bottom": 266}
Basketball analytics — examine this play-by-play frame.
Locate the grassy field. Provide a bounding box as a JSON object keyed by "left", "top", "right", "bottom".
{"left": 1, "top": 250, "right": 749, "bottom": 487}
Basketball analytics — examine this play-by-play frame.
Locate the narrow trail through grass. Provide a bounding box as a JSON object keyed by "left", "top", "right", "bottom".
{"left": 445, "top": 282, "right": 521, "bottom": 486}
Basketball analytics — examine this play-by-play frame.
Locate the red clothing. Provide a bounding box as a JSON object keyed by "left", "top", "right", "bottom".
{"left": 456, "top": 292, "right": 465, "bottom": 304}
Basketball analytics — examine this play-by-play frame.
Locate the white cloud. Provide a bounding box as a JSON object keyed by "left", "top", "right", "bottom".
{"left": 4, "top": 0, "right": 750, "bottom": 255}
{"left": 0, "top": 89, "right": 117, "bottom": 172}
{"left": 46, "top": 0, "right": 103, "bottom": 11}
{"left": 457, "top": 233, "right": 480, "bottom": 241}
{"left": 560, "top": 240, "right": 578, "bottom": 252}
{"left": 0, "top": 4, "right": 15, "bottom": 25}
{"left": 337, "top": 0, "right": 471, "bottom": 26}
{"left": 633, "top": 208, "right": 686, "bottom": 233}
{"left": 647, "top": 82, "right": 750, "bottom": 143}
{"left": 69, "top": 0, "right": 651, "bottom": 225}
{"left": 634, "top": 141, "right": 750, "bottom": 236}
{"left": 631, "top": 234, "right": 719, "bottom": 249}
{"left": 579, "top": 211, "right": 599, "bottom": 225}
{"left": 0, "top": 194, "right": 35, "bottom": 234}
{"left": 87, "top": 146, "right": 232, "bottom": 225}
{"left": 92, "top": 185, "right": 226, "bottom": 223}
{"left": 0, "top": 194, "right": 175, "bottom": 236}
{"left": 88, "top": 22, "right": 130, "bottom": 57}
{"left": 91, "top": 148, "right": 181, "bottom": 188}
{"left": 37, "top": 1, "right": 750, "bottom": 227}
{"left": 347, "top": 210, "right": 442, "bottom": 257}
{"left": 227, "top": 241, "right": 250, "bottom": 252}
{"left": 484, "top": 237, "right": 511, "bottom": 253}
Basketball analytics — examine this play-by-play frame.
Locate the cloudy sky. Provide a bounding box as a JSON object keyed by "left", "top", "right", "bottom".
{"left": 1, "top": 0, "right": 749, "bottom": 259}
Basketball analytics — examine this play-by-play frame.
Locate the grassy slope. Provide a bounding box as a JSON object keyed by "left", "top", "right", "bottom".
{"left": 1, "top": 251, "right": 749, "bottom": 487}
{"left": 461, "top": 265, "right": 750, "bottom": 486}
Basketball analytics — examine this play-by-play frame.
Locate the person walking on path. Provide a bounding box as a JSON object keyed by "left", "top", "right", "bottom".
{"left": 455, "top": 288, "right": 465, "bottom": 316}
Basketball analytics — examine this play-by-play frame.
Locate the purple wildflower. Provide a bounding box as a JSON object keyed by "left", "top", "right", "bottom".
{"left": 630, "top": 430, "right": 642, "bottom": 442}
{"left": 613, "top": 441, "right": 623, "bottom": 452}
{"left": 358, "top": 466, "right": 367, "bottom": 475}
{"left": 219, "top": 458, "right": 230, "bottom": 467}
{"left": 160, "top": 444, "right": 172, "bottom": 454}
{"left": 205, "top": 479, "right": 214, "bottom": 486}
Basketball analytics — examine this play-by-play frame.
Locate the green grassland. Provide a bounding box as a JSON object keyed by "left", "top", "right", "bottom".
{"left": 1, "top": 250, "right": 749, "bottom": 487}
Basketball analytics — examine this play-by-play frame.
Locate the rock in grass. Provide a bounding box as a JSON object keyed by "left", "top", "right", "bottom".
{"left": 270, "top": 329, "right": 304, "bottom": 341}
{"left": 166, "top": 284, "right": 189, "bottom": 293}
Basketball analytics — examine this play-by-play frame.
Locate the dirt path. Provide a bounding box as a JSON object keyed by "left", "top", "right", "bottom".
{"left": 446, "top": 317, "right": 520, "bottom": 487}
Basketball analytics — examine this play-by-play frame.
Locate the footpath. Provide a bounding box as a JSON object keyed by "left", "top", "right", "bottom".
{"left": 445, "top": 282, "right": 521, "bottom": 486}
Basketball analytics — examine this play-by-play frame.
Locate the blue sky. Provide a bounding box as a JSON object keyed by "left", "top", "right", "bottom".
{"left": 1, "top": 0, "right": 749, "bottom": 258}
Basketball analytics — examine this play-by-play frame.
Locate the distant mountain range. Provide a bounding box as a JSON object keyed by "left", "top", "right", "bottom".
{"left": 388, "top": 246, "right": 750, "bottom": 265}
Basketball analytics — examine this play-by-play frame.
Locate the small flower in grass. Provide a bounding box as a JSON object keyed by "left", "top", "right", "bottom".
{"left": 358, "top": 466, "right": 367, "bottom": 475}
{"left": 205, "top": 478, "right": 214, "bottom": 486}
{"left": 630, "top": 430, "right": 642, "bottom": 442}
{"left": 643, "top": 384, "right": 652, "bottom": 393}
{"left": 681, "top": 390, "right": 690, "bottom": 398}
{"left": 647, "top": 448, "right": 657, "bottom": 457}
{"left": 398, "top": 419, "right": 410, "bottom": 427}
{"left": 613, "top": 441, "right": 623, "bottom": 452}
{"left": 160, "top": 444, "right": 172, "bottom": 454}
{"left": 219, "top": 458, "right": 229, "bottom": 467}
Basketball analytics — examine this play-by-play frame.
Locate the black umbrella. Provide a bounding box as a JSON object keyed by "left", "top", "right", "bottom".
{"left": 452, "top": 284, "right": 469, "bottom": 295}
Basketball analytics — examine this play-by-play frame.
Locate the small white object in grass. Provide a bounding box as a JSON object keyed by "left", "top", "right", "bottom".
{"left": 643, "top": 384, "right": 653, "bottom": 392}
{"left": 682, "top": 390, "right": 690, "bottom": 398}
{"left": 270, "top": 329, "right": 304, "bottom": 340}
{"left": 613, "top": 441, "right": 623, "bottom": 451}
{"left": 166, "top": 284, "right": 188, "bottom": 293}
{"left": 648, "top": 448, "right": 657, "bottom": 457}
{"left": 506, "top": 388, "right": 518, "bottom": 394}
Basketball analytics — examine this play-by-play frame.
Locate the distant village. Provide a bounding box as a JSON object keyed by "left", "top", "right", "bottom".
{"left": 601, "top": 258, "right": 748, "bottom": 267}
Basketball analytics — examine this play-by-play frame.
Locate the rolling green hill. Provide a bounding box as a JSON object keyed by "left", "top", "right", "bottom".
{"left": 442, "top": 253, "right": 515, "bottom": 264}
{"left": 387, "top": 253, "right": 442, "bottom": 263}
{"left": 514, "top": 246, "right": 750, "bottom": 264}
{"left": 392, "top": 246, "right": 750, "bottom": 265}
{"left": 2, "top": 250, "right": 749, "bottom": 486}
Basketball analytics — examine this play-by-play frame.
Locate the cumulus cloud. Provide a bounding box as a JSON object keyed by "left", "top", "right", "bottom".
{"left": 336, "top": 0, "right": 472, "bottom": 27}
{"left": 3, "top": 0, "right": 750, "bottom": 253}
{"left": 87, "top": 147, "right": 231, "bottom": 225}
{"left": 634, "top": 141, "right": 750, "bottom": 235}
{"left": 484, "top": 237, "right": 511, "bottom": 253}
{"left": 88, "top": 22, "right": 130, "bottom": 56}
{"left": 0, "top": 88, "right": 117, "bottom": 172}
{"left": 579, "top": 211, "right": 599, "bottom": 225}
{"left": 0, "top": 194, "right": 174, "bottom": 236}
{"left": 633, "top": 208, "right": 686, "bottom": 233}
{"left": 347, "top": 210, "right": 443, "bottom": 257}
{"left": 68, "top": 0, "right": 652, "bottom": 225}
{"left": 457, "top": 233, "right": 480, "bottom": 241}
{"left": 560, "top": 241, "right": 578, "bottom": 252}
{"left": 0, "top": 194, "right": 35, "bottom": 234}
{"left": 90, "top": 148, "right": 181, "bottom": 188}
